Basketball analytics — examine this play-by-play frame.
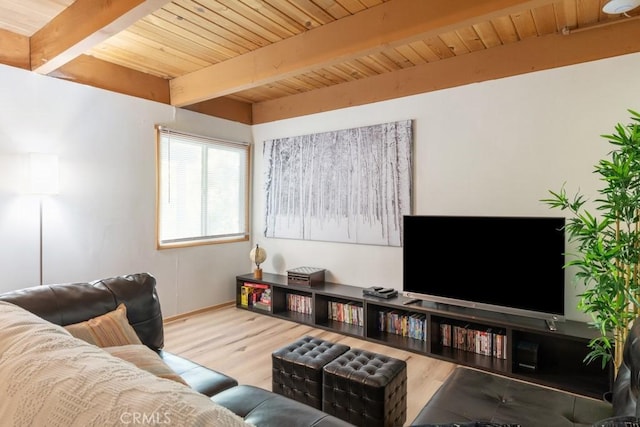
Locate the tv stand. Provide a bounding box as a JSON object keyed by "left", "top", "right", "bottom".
{"left": 235, "top": 273, "right": 612, "bottom": 399}
{"left": 545, "top": 318, "right": 558, "bottom": 331}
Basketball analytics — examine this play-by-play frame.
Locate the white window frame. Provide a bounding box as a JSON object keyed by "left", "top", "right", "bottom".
{"left": 155, "top": 126, "right": 250, "bottom": 249}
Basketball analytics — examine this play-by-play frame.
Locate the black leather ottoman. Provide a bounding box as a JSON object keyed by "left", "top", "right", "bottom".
{"left": 272, "top": 335, "right": 350, "bottom": 409}
{"left": 411, "top": 366, "right": 612, "bottom": 426}
{"left": 322, "top": 348, "right": 407, "bottom": 427}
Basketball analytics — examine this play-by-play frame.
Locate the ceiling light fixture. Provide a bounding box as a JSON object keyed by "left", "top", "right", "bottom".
{"left": 602, "top": 0, "right": 640, "bottom": 14}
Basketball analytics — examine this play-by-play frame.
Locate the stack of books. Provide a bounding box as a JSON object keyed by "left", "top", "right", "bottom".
{"left": 254, "top": 288, "right": 271, "bottom": 311}
{"left": 240, "top": 282, "right": 271, "bottom": 311}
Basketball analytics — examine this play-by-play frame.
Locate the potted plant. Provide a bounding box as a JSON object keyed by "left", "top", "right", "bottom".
{"left": 542, "top": 109, "right": 640, "bottom": 374}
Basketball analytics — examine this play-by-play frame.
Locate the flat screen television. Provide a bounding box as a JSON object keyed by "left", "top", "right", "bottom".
{"left": 402, "top": 215, "right": 566, "bottom": 320}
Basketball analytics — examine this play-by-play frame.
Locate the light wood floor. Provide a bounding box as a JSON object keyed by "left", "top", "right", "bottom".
{"left": 163, "top": 304, "right": 457, "bottom": 426}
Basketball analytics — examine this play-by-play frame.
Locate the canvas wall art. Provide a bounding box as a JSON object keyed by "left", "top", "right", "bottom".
{"left": 263, "top": 119, "right": 412, "bottom": 246}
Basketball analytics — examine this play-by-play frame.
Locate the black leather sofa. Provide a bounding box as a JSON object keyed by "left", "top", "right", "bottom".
{"left": 411, "top": 317, "right": 640, "bottom": 427}
{"left": 0, "top": 272, "right": 352, "bottom": 427}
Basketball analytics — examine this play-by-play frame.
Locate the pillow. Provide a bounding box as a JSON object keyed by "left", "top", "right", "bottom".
{"left": 103, "top": 344, "right": 188, "bottom": 386}
{"left": 64, "top": 303, "right": 142, "bottom": 347}
{"left": 0, "top": 300, "right": 253, "bottom": 427}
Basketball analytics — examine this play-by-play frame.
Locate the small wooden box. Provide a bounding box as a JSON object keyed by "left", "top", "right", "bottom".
{"left": 287, "top": 267, "right": 325, "bottom": 286}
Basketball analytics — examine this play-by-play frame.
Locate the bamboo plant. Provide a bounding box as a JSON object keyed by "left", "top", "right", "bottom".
{"left": 542, "top": 109, "right": 640, "bottom": 373}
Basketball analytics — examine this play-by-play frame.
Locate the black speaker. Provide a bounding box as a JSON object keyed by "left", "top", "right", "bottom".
{"left": 516, "top": 340, "right": 539, "bottom": 371}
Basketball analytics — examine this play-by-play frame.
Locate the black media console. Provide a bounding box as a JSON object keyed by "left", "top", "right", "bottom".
{"left": 236, "top": 272, "right": 612, "bottom": 399}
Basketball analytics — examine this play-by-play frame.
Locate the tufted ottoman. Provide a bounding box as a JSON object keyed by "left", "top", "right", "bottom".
{"left": 322, "top": 348, "right": 407, "bottom": 427}
{"left": 272, "top": 335, "right": 350, "bottom": 409}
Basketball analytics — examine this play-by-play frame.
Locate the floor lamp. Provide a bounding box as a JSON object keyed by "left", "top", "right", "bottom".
{"left": 29, "top": 153, "right": 59, "bottom": 286}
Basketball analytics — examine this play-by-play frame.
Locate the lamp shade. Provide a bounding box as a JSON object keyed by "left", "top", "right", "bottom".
{"left": 29, "top": 153, "right": 59, "bottom": 195}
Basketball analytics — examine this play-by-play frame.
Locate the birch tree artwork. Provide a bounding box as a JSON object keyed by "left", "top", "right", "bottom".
{"left": 263, "top": 119, "right": 412, "bottom": 246}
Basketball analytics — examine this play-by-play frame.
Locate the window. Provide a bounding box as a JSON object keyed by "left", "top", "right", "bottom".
{"left": 156, "top": 126, "right": 250, "bottom": 248}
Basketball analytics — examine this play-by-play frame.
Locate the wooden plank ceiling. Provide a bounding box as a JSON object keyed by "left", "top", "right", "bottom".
{"left": 1, "top": 0, "right": 639, "bottom": 124}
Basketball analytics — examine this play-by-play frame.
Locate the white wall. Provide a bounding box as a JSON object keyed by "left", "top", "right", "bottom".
{"left": 0, "top": 64, "right": 253, "bottom": 316}
{"left": 2, "top": 53, "right": 639, "bottom": 321}
{"left": 251, "top": 52, "right": 640, "bottom": 322}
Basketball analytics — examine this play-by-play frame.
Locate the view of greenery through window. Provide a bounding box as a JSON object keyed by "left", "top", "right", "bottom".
{"left": 156, "top": 127, "right": 249, "bottom": 248}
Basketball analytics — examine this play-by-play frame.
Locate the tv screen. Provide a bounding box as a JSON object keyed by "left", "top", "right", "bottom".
{"left": 403, "top": 215, "right": 565, "bottom": 319}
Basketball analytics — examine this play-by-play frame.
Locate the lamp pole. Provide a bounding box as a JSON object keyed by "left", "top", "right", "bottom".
{"left": 29, "top": 153, "right": 59, "bottom": 286}
{"left": 39, "top": 197, "right": 43, "bottom": 286}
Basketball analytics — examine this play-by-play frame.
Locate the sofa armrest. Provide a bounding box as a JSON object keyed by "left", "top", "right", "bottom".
{"left": 211, "top": 384, "right": 353, "bottom": 427}
{"left": 158, "top": 350, "right": 238, "bottom": 397}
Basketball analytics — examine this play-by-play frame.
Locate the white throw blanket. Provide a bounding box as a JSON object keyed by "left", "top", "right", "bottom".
{"left": 0, "top": 301, "right": 252, "bottom": 427}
